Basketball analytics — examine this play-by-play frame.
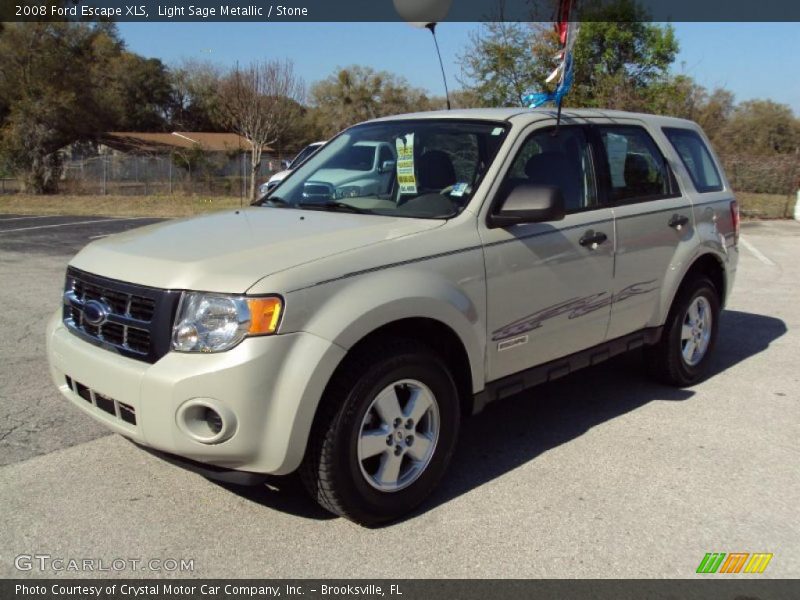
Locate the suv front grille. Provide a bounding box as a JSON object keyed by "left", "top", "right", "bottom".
{"left": 73, "top": 277, "right": 156, "bottom": 320}
{"left": 63, "top": 267, "right": 181, "bottom": 363}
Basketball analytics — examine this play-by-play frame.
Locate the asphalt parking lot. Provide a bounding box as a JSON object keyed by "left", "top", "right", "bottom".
{"left": 0, "top": 214, "right": 798, "bottom": 578}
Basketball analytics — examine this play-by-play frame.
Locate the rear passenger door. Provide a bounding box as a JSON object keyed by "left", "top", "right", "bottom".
{"left": 593, "top": 123, "right": 693, "bottom": 339}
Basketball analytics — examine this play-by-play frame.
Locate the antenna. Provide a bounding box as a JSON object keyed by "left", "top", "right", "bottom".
{"left": 425, "top": 23, "right": 451, "bottom": 110}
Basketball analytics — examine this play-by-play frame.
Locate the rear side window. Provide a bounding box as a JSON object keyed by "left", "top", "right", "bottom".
{"left": 663, "top": 127, "right": 723, "bottom": 193}
{"left": 598, "top": 126, "right": 673, "bottom": 202}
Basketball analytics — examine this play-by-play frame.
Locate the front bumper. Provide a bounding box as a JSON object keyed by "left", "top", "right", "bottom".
{"left": 46, "top": 310, "right": 346, "bottom": 475}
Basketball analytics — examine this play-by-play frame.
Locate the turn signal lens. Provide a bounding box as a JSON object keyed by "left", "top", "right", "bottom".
{"left": 730, "top": 200, "right": 740, "bottom": 244}
{"left": 247, "top": 297, "right": 283, "bottom": 335}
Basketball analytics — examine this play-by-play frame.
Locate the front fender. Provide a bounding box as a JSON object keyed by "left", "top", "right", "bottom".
{"left": 282, "top": 267, "right": 486, "bottom": 393}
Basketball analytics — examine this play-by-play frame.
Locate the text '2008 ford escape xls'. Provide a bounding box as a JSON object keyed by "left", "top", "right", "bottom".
{"left": 47, "top": 108, "right": 738, "bottom": 526}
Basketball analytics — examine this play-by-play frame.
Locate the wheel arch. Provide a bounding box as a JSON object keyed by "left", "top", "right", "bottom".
{"left": 286, "top": 268, "right": 486, "bottom": 395}
{"left": 335, "top": 317, "right": 477, "bottom": 418}
{"left": 662, "top": 252, "right": 727, "bottom": 324}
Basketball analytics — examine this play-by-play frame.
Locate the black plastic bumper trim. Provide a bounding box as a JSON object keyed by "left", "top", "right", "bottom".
{"left": 129, "top": 441, "right": 270, "bottom": 486}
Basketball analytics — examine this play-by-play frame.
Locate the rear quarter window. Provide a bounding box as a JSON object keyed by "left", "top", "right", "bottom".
{"left": 663, "top": 128, "right": 723, "bottom": 193}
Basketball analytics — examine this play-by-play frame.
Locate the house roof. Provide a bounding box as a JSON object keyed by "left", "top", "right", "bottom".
{"left": 102, "top": 132, "right": 255, "bottom": 153}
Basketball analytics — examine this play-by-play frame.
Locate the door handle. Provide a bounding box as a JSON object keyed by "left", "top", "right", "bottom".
{"left": 579, "top": 230, "right": 608, "bottom": 249}
{"left": 669, "top": 214, "right": 690, "bottom": 230}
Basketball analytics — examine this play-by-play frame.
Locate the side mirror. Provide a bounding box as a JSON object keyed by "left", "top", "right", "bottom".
{"left": 379, "top": 159, "right": 396, "bottom": 174}
{"left": 487, "top": 183, "right": 566, "bottom": 229}
{"left": 302, "top": 181, "right": 334, "bottom": 202}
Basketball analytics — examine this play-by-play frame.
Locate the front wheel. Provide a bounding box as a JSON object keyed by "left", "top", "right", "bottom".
{"left": 300, "top": 340, "right": 460, "bottom": 526}
{"left": 646, "top": 277, "right": 721, "bottom": 386}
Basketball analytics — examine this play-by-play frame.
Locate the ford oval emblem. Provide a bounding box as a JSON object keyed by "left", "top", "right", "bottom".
{"left": 83, "top": 299, "right": 110, "bottom": 326}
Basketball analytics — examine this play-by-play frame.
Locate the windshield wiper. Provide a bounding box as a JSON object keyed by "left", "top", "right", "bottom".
{"left": 255, "top": 196, "right": 289, "bottom": 207}
{"left": 297, "top": 201, "right": 369, "bottom": 214}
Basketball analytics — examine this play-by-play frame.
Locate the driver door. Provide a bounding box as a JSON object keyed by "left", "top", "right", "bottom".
{"left": 479, "top": 124, "right": 615, "bottom": 381}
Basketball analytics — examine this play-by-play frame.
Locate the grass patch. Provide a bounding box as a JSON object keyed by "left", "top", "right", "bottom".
{"left": 736, "top": 192, "right": 796, "bottom": 219}
{"left": 0, "top": 194, "right": 246, "bottom": 218}
{"left": 1, "top": 191, "right": 796, "bottom": 220}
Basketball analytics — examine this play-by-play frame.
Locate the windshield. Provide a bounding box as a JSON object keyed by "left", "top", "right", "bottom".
{"left": 261, "top": 119, "right": 509, "bottom": 219}
{"left": 289, "top": 143, "right": 322, "bottom": 169}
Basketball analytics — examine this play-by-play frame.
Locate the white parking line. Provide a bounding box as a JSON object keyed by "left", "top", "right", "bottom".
{"left": 0, "top": 215, "right": 57, "bottom": 222}
{"left": 0, "top": 217, "right": 144, "bottom": 234}
{"left": 740, "top": 236, "right": 777, "bottom": 266}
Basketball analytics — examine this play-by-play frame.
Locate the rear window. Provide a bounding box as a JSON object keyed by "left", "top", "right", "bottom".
{"left": 663, "top": 128, "right": 723, "bottom": 193}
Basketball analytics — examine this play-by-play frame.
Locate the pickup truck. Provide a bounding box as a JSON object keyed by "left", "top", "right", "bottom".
{"left": 47, "top": 108, "right": 738, "bottom": 526}
{"left": 259, "top": 141, "right": 325, "bottom": 197}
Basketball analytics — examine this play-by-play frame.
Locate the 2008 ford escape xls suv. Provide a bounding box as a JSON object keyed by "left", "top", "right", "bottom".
{"left": 47, "top": 108, "right": 738, "bottom": 526}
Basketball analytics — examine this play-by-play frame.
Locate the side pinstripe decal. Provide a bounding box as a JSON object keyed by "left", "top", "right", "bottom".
{"left": 289, "top": 196, "right": 732, "bottom": 293}
{"left": 289, "top": 217, "right": 615, "bottom": 292}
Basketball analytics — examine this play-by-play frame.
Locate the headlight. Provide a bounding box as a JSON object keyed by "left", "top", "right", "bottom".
{"left": 335, "top": 185, "right": 361, "bottom": 199}
{"left": 172, "top": 292, "right": 283, "bottom": 353}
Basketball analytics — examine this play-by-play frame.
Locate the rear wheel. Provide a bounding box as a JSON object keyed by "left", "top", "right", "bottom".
{"left": 646, "top": 277, "right": 720, "bottom": 386}
{"left": 300, "top": 340, "right": 460, "bottom": 526}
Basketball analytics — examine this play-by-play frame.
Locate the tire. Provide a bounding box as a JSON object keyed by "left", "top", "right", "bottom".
{"left": 300, "top": 339, "right": 460, "bottom": 526}
{"left": 645, "top": 276, "right": 721, "bottom": 386}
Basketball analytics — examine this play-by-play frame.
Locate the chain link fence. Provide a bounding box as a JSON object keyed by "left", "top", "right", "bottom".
{"left": 1, "top": 152, "right": 798, "bottom": 217}
{"left": 0, "top": 178, "right": 23, "bottom": 194}
{"left": 1, "top": 153, "right": 284, "bottom": 197}
{"left": 719, "top": 154, "right": 800, "bottom": 197}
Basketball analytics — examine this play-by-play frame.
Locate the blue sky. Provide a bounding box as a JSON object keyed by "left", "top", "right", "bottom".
{"left": 117, "top": 22, "right": 800, "bottom": 114}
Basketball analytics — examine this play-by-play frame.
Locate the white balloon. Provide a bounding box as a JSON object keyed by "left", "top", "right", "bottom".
{"left": 393, "top": 0, "right": 453, "bottom": 25}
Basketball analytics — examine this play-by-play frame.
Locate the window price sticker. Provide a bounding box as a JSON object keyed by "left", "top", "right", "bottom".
{"left": 395, "top": 133, "right": 417, "bottom": 194}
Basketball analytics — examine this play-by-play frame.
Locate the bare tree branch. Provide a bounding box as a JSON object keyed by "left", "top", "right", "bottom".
{"left": 217, "top": 59, "right": 305, "bottom": 202}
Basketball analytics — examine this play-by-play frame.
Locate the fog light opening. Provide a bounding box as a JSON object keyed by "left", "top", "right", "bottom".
{"left": 204, "top": 407, "right": 223, "bottom": 435}
{"left": 177, "top": 400, "right": 236, "bottom": 444}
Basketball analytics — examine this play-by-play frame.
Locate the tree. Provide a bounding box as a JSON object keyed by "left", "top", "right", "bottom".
{"left": 448, "top": 89, "right": 484, "bottom": 109}
{"left": 637, "top": 74, "right": 703, "bottom": 118}
{"left": 719, "top": 100, "right": 800, "bottom": 156}
{"left": 268, "top": 97, "right": 315, "bottom": 157}
{"left": 169, "top": 60, "right": 226, "bottom": 131}
{"left": 217, "top": 60, "right": 305, "bottom": 202}
{"left": 457, "top": 0, "right": 679, "bottom": 111}
{"left": 569, "top": 3, "right": 678, "bottom": 107}
{"left": 693, "top": 88, "right": 735, "bottom": 145}
{"left": 105, "top": 53, "right": 173, "bottom": 131}
{"left": 457, "top": 22, "right": 544, "bottom": 106}
{"left": 308, "top": 66, "right": 437, "bottom": 137}
{"left": 0, "top": 23, "right": 122, "bottom": 192}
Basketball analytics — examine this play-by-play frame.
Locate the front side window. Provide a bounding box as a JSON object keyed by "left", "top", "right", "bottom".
{"left": 598, "top": 126, "right": 673, "bottom": 202}
{"left": 663, "top": 127, "right": 723, "bottom": 193}
{"left": 261, "top": 120, "right": 508, "bottom": 219}
{"left": 503, "top": 126, "right": 597, "bottom": 213}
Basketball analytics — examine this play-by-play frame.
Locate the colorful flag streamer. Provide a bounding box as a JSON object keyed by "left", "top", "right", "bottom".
{"left": 522, "top": 0, "right": 580, "bottom": 108}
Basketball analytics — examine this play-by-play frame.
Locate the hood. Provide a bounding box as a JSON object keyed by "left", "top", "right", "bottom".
{"left": 307, "top": 169, "right": 373, "bottom": 187}
{"left": 70, "top": 208, "right": 444, "bottom": 293}
{"left": 267, "top": 169, "right": 291, "bottom": 184}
